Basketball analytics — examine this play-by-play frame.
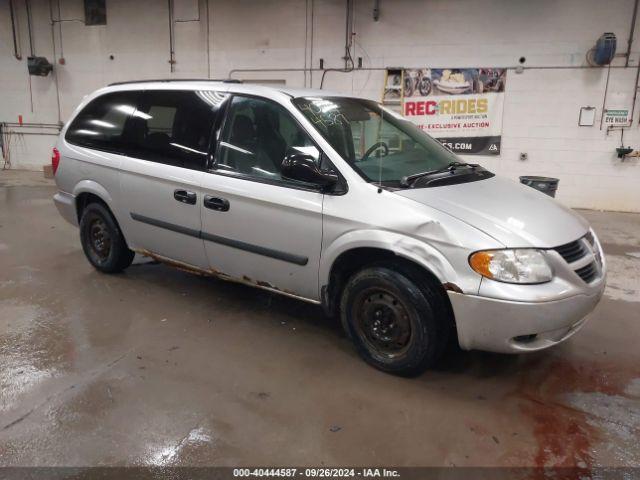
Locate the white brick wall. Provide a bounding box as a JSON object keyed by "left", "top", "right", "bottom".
{"left": 1, "top": 0, "right": 639, "bottom": 211}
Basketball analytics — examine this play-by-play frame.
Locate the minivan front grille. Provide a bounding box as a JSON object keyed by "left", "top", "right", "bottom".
{"left": 553, "top": 239, "right": 588, "bottom": 264}
{"left": 575, "top": 262, "right": 598, "bottom": 284}
{"left": 552, "top": 234, "right": 602, "bottom": 284}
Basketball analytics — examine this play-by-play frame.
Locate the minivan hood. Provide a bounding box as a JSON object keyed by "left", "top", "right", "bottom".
{"left": 395, "top": 175, "right": 589, "bottom": 248}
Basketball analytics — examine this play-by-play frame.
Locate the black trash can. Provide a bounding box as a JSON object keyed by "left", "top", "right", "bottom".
{"left": 519, "top": 176, "right": 559, "bottom": 198}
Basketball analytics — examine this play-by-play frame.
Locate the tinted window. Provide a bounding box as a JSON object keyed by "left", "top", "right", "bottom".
{"left": 66, "top": 91, "right": 138, "bottom": 151}
{"left": 127, "top": 90, "right": 228, "bottom": 171}
{"left": 216, "top": 96, "right": 317, "bottom": 181}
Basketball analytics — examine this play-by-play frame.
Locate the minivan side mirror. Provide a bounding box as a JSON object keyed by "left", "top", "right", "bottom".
{"left": 281, "top": 150, "right": 338, "bottom": 189}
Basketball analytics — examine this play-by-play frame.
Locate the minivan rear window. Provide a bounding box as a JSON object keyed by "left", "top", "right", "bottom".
{"left": 66, "top": 89, "right": 229, "bottom": 171}
{"left": 65, "top": 91, "right": 138, "bottom": 152}
{"left": 128, "top": 90, "right": 228, "bottom": 170}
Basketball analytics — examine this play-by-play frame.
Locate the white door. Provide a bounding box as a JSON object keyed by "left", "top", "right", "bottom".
{"left": 200, "top": 95, "right": 324, "bottom": 300}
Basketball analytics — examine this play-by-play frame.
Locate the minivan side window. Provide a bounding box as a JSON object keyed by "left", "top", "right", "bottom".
{"left": 127, "top": 90, "right": 228, "bottom": 171}
{"left": 65, "top": 91, "right": 138, "bottom": 152}
{"left": 215, "top": 96, "right": 317, "bottom": 181}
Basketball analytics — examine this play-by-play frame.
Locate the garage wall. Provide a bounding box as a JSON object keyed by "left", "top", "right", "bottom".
{"left": 1, "top": 0, "right": 639, "bottom": 212}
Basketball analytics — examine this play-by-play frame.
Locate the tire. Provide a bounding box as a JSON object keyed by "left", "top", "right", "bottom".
{"left": 403, "top": 76, "right": 415, "bottom": 97}
{"left": 418, "top": 77, "right": 432, "bottom": 96}
{"left": 79, "top": 202, "right": 134, "bottom": 273}
{"left": 340, "top": 261, "right": 451, "bottom": 376}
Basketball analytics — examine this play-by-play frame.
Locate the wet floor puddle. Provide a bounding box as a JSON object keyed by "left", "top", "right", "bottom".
{"left": 0, "top": 299, "right": 72, "bottom": 414}
{"left": 517, "top": 356, "right": 640, "bottom": 473}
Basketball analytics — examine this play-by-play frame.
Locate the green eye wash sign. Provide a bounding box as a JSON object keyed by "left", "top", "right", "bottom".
{"left": 604, "top": 108, "right": 631, "bottom": 126}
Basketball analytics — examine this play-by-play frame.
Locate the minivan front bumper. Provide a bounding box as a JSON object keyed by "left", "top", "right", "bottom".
{"left": 448, "top": 283, "right": 605, "bottom": 353}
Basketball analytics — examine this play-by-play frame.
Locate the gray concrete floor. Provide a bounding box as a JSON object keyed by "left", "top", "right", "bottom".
{"left": 0, "top": 170, "right": 639, "bottom": 468}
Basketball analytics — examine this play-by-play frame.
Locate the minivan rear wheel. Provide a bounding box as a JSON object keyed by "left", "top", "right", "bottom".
{"left": 79, "top": 203, "right": 134, "bottom": 273}
{"left": 340, "top": 262, "right": 449, "bottom": 376}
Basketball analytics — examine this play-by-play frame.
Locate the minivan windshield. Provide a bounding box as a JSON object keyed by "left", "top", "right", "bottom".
{"left": 293, "top": 96, "right": 477, "bottom": 187}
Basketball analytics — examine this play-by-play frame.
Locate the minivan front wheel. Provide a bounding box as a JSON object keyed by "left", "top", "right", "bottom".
{"left": 79, "top": 203, "right": 134, "bottom": 273}
{"left": 340, "top": 263, "right": 447, "bottom": 376}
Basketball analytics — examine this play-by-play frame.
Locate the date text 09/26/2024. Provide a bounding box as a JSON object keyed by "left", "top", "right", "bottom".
{"left": 233, "top": 469, "right": 400, "bottom": 478}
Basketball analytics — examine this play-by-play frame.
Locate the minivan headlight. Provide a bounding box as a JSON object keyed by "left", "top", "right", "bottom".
{"left": 469, "top": 249, "right": 553, "bottom": 284}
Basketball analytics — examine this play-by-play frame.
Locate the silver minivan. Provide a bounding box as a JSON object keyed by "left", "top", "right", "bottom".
{"left": 53, "top": 80, "right": 606, "bottom": 375}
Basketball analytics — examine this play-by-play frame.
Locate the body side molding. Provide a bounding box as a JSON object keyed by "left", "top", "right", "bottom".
{"left": 130, "top": 212, "right": 308, "bottom": 266}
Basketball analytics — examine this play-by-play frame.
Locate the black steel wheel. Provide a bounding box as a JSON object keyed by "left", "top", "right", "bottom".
{"left": 340, "top": 261, "right": 451, "bottom": 376}
{"left": 79, "top": 202, "right": 134, "bottom": 273}
{"left": 87, "top": 216, "right": 111, "bottom": 263}
{"left": 353, "top": 288, "right": 413, "bottom": 358}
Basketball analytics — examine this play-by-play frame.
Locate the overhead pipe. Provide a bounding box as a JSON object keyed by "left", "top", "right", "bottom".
{"left": 602, "top": 0, "right": 640, "bottom": 131}
{"left": 3, "top": 122, "right": 61, "bottom": 128}
{"left": 228, "top": 64, "right": 638, "bottom": 90}
{"left": 205, "top": 0, "right": 210, "bottom": 78}
{"left": 313, "top": 0, "right": 356, "bottom": 89}
{"left": 25, "top": 0, "right": 35, "bottom": 114}
{"left": 599, "top": 63, "right": 612, "bottom": 129}
{"left": 9, "top": 0, "right": 21, "bottom": 60}
{"left": 25, "top": 0, "right": 34, "bottom": 56}
{"left": 49, "top": 0, "right": 57, "bottom": 60}
{"left": 304, "top": 0, "right": 309, "bottom": 87}
{"left": 228, "top": 64, "right": 634, "bottom": 80}
{"left": 625, "top": 0, "right": 639, "bottom": 68}
{"left": 48, "top": 0, "right": 63, "bottom": 124}
{"left": 56, "top": 0, "right": 64, "bottom": 61}
{"left": 310, "top": 0, "right": 315, "bottom": 87}
{"left": 627, "top": 58, "right": 640, "bottom": 125}
{"left": 1, "top": 131, "right": 60, "bottom": 136}
{"left": 167, "top": 0, "right": 203, "bottom": 73}
{"left": 343, "top": 0, "right": 354, "bottom": 70}
{"left": 168, "top": 0, "right": 176, "bottom": 72}
{"left": 47, "top": 0, "right": 85, "bottom": 66}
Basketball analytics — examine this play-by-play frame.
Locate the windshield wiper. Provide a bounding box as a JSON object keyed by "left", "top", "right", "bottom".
{"left": 400, "top": 161, "right": 478, "bottom": 187}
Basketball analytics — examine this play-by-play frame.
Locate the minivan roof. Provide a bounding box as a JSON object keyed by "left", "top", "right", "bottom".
{"left": 103, "top": 79, "right": 352, "bottom": 99}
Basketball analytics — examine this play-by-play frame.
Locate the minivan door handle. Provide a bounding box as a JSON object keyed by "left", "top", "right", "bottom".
{"left": 174, "top": 189, "right": 197, "bottom": 205}
{"left": 204, "top": 195, "right": 230, "bottom": 212}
